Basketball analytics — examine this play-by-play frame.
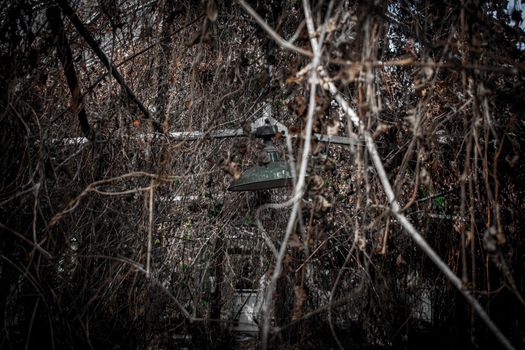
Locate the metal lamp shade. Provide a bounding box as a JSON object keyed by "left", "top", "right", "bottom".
{"left": 228, "top": 161, "right": 293, "bottom": 191}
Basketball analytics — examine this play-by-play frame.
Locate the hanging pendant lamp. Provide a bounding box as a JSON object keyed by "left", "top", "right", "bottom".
{"left": 228, "top": 120, "right": 294, "bottom": 191}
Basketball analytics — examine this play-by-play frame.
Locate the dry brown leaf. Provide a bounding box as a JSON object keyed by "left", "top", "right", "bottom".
{"left": 294, "top": 95, "right": 307, "bottom": 116}
{"left": 372, "top": 123, "right": 391, "bottom": 140}
{"left": 288, "top": 233, "right": 302, "bottom": 249}
{"left": 310, "top": 175, "right": 324, "bottom": 192}
{"left": 326, "top": 118, "right": 340, "bottom": 136}
{"left": 234, "top": 140, "right": 248, "bottom": 155}
{"left": 274, "top": 131, "right": 283, "bottom": 143}
{"left": 283, "top": 255, "right": 294, "bottom": 273}
{"left": 286, "top": 76, "right": 305, "bottom": 85}
{"left": 323, "top": 157, "right": 337, "bottom": 172}
{"left": 396, "top": 254, "right": 407, "bottom": 267}
{"left": 288, "top": 126, "right": 303, "bottom": 136}
{"left": 221, "top": 161, "right": 240, "bottom": 180}
{"left": 292, "top": 286, "right": 307, "bottom": 321}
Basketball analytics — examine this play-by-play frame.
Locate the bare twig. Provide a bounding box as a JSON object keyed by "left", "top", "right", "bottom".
{"left": 0, "top": 222, "right": 52, "bottom": 259}
{"left": 259, "top": 0, "right": 326, "bottom": 347}
{"left": 237, "top": 0, "right": 313, "bottom": 58}
{"left": 321, "top": 73, "right": 516, "bottom": 350}
{"left": 79, "top": 254, "right": 193, "bottom": 319}
{"left": 47, "top": 171, "right": 189, "bottom": 228}
{"left": 54, "top": 0, "right": 159, "bottom": 130}
{"left": 146, "top": 181, "right": 154, "bottom": 278}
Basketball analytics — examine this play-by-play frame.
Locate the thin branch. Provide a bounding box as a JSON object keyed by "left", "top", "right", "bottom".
{"left": 237, "top": 0, "right": 313, "bottom": 58}
{"left": 54, "top": 0, "right": 160, "bottom": 131}
{"left": 0, "top": 222, "right": 53, "bottom": 259}
{"left": 80, "top": 254, "right": 193, "bottom": 320}
{"left": 260, "top": 0, "right": 324, "bottom": 347}
{"left": 321, "top": 71, "right": 516, "bottom": 350}
{"left": 47, "top": 6, "right": 92, "bottom": 137}
{"left": 146, "top": 181, "right": 154, "bottom": 278}
{"left": 47, "top": 171, "right": 190, "bottom": 228}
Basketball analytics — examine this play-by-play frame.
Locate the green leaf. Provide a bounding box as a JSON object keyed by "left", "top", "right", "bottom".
{"left": 243, "top": 215, "right": 253, "bottom": 226}
{"left": 435, "top": 195, "right": 445, "bottom": 209}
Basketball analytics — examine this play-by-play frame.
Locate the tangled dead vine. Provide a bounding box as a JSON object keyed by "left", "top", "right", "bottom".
{"left": 1, "top": 1, "right": 524, "bottom": 349}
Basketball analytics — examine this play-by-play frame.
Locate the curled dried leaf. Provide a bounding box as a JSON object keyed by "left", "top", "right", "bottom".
{"left": 310, "top": 175, "right": 324, "bottom": 192}
{"left": 372, "top": 123, "right": 391, "bottom": 140}
{"left": 294, "top": 95, "right": 307, "bottom": 117}
{"left": 314, "top": 195, "right": 332, "bottom": 214}
{"left": 326, "top": 118, "right": 340, "bottom": 136}
{"left": 288, "top": 233, "right": 302, "bottom": 249}
{"left": 222, "top": 161, "right": 241, "bottom": 180}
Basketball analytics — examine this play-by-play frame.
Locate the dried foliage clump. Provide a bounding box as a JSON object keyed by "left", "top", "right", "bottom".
{"left": 1, "top": 0, "right": 525, "bottom": 349}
